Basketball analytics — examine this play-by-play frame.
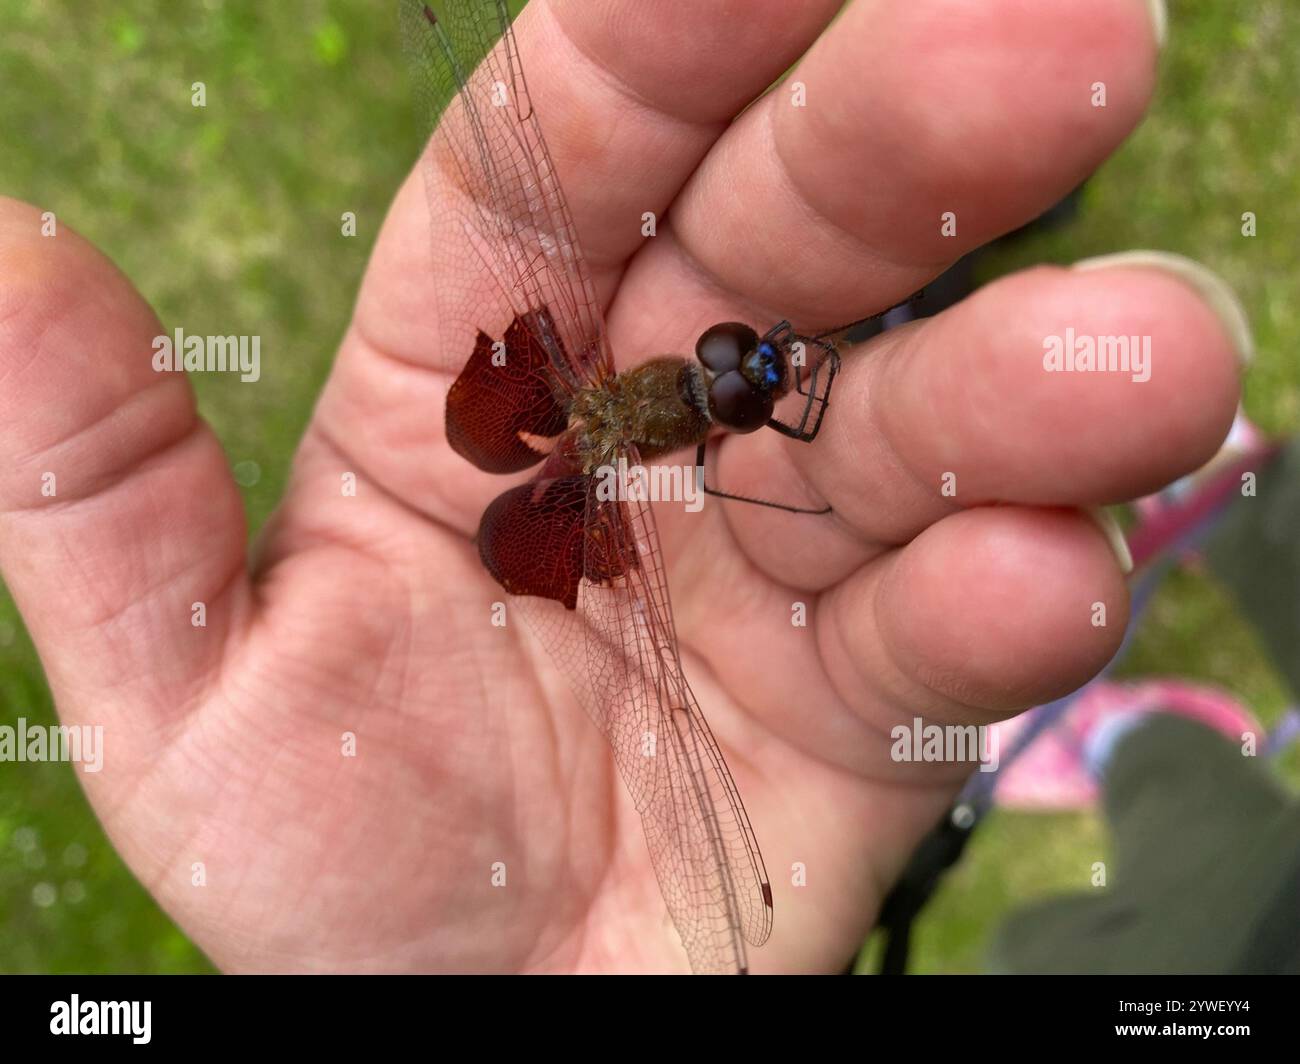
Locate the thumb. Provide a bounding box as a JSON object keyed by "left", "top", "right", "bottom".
{"left": 0, "top": 198, "right": 250, "bottom": 767}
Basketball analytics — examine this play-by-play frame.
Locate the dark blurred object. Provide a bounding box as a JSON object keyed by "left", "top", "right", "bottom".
{"left": 874, "top": 805, "right": 976, "bottom": 975}
{"left": 847, "top": 182, "right": 1086, "bottom": 344}
{"left": 1208, "top": 437, "right": 1300, "bottom": 699}
{"left": 991, "top": 714, "right": 1300, "bottom": 974}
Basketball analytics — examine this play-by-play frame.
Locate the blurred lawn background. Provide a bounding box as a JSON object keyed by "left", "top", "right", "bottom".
{"left": 0, "top": 0, "right": 1296, "bottom": 973}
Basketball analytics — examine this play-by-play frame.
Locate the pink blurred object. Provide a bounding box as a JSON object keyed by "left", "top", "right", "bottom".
{"left": 1133, "top": 409, "right": 1267, "bottom": 519}
{"left": 991, "top": 680, "right": 1264, "bottom": 810}
{"left": 1129, "top": 409, "right": 1276, "bottom": 569}
{"left": 993, "top": 411, "right": 1278, "bottom": 810}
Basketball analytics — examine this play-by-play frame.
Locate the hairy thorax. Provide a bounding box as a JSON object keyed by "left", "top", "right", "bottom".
{"left": 569, "top": 357, "right": 712, "bottom": 472}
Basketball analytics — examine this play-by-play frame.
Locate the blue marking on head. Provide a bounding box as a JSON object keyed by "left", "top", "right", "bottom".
{"left": 757, "top": 341, "right": 780, "bottom": 388}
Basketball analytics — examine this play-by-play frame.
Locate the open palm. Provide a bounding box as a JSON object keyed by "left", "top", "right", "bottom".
{"left": 0, "top": 0, "right": 1243, "bottom": 973}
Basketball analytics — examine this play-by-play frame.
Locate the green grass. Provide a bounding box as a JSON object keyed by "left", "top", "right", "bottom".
{"left": 1, "top": 0, "right": 1298, "bottom": 973}
{"left": 0, "top": 0, "right": 417, "bottom": 974}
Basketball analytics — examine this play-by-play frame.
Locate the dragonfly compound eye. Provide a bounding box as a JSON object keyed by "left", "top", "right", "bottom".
{"left": 695, "top": 322, "right": 759, "bottom": 376}
{"left": 707, "top": 369, "right": 774, "bottom": 433}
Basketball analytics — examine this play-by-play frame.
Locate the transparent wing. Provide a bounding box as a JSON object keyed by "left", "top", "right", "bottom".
{"left": 580, "top": 480, "right": 774, "bottom": 971}
{"left": 399, "top": 0, "right": 611, "bottom": 392}
{"left": 504, "top": 449, "right": 773, "bottom": 973}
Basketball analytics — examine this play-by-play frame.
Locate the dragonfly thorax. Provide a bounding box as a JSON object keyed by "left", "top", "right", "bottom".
{"left": 570, "top": 356, "right": 712, "bottom": 471}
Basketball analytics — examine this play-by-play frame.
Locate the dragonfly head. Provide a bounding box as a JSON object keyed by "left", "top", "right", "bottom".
{"left": 694, "top": 322, "right": 788, "bottom": 433}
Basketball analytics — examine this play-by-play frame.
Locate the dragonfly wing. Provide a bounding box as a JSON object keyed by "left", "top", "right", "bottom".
{"left": 482, "top": 449, "right": 773, "bottom": 972}
{"left": 476, "top": 441, "right": 588, "bottom": 608}
{"left": 400, "top": 0, "right": 612, "bottom": 394}
{"left": 576, "top": 473, "right": 774, "bottom": 971}
{"left": 444, "top": 308, "right": 573, "bottom": 473}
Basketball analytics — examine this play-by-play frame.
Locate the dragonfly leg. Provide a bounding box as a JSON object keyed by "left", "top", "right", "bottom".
{"left": 695, "top": 441, "right": 831, "bottom": 515}
{"left": 768, "top": 338, "right": 840, "bottom": 443}
{"left": 768, "top": 288, "right": 923, "bottom": 441}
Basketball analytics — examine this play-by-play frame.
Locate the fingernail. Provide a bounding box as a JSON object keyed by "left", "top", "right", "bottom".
{"left": 1085, "top": 506, "right": 1134, "bottom": 575}
{"left": 1146, "top": 0, "right": 1168, "bottom": 49}
{"left": 1073, "top": 250, "right": 1254, "bottom": 367}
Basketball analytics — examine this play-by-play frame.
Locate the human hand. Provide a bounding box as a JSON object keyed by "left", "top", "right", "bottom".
{"left": 0, "top": 0, "right": 1243, "bottom": 973}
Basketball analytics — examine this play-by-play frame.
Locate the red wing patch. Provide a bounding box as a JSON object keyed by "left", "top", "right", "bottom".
{"left": 445, "top": 309, "right": 571, "bottom": 473}
{"left": 478, "top": 474, "right": 588, "bottom": 610}
{"left": 477, "top": 464, "right": 637, "bottom": 611}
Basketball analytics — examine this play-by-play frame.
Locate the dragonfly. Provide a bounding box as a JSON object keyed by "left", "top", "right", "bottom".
{"left": 401, "top": 0, "right": 910, "bottom": 974}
